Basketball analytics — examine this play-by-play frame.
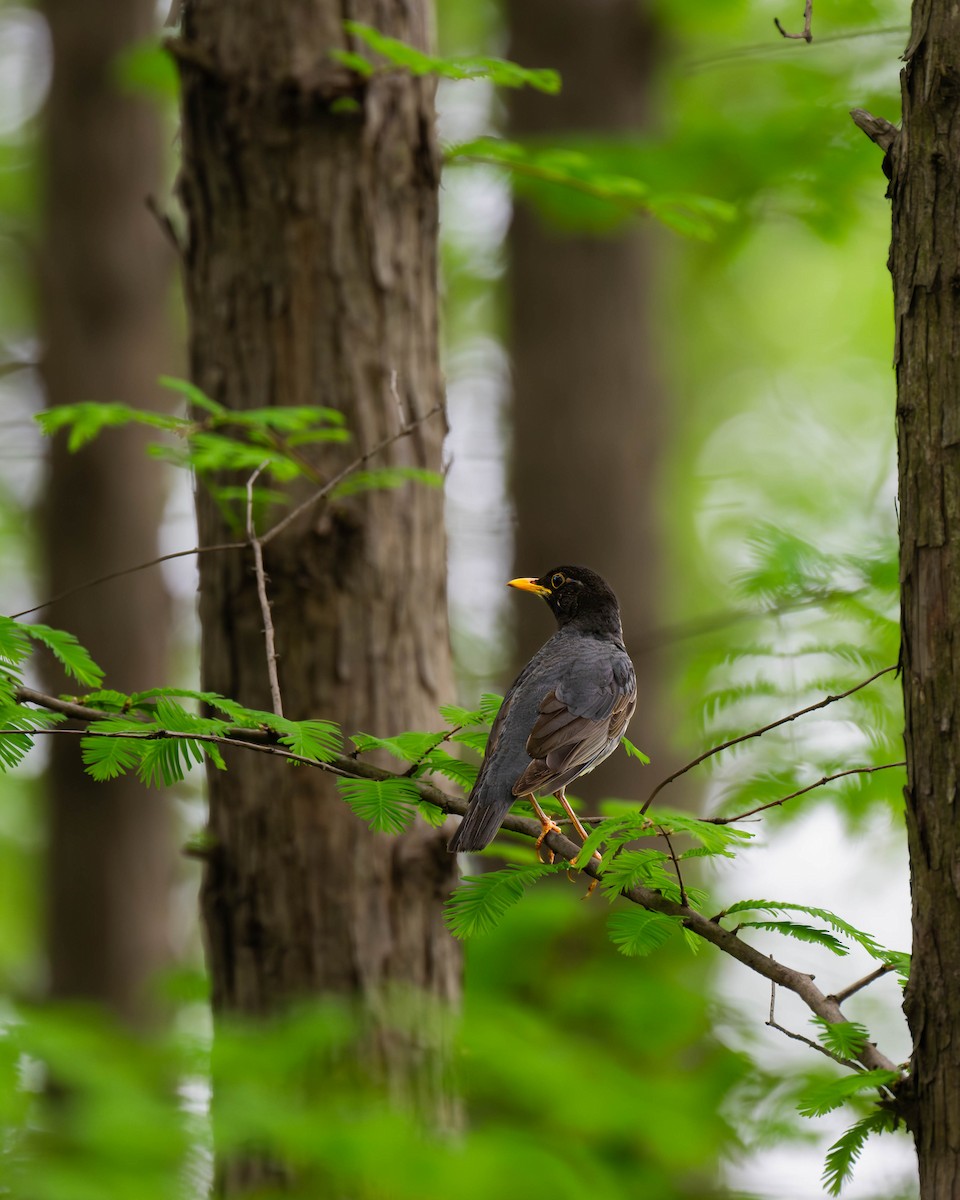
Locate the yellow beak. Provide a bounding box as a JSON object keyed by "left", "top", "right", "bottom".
{"left": 508, "top": 576, "right": 551, "bottom": 597}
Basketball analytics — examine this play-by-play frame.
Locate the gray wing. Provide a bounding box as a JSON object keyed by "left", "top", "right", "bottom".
{"left": 511, "top": 648, "right": 636, "bottom": 798}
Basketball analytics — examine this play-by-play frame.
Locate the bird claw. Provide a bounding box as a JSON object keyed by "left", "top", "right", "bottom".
{"left": 535, "top": 818, "right": 563, "bottom": 864}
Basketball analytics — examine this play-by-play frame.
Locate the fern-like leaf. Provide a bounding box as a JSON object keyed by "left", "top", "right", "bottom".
{"left": 81, "top": 736, "right": 144, "bottom": 781}
{"left": 810, "top": 1018, "right": 869, "bottom": 1060}
{"left": 335, "top": 777, "right": 421, "bottom": 834}
{"left": 20, "top": 623, "right": 104, "bottom": 687}
{"left": 822, "top": 1107, "right": 898, "bottom": 1196}
{"left": 796, "top": 1069, "right": 901, "bottom": 1118}
{"left": 736, "top": 919, "right": 849, "bottom": 956}
{"left": 444, "top": 866, "right": 552, "bottom": 938}
{"left": 607, "top": 908, "right": 680, "bottom": 957}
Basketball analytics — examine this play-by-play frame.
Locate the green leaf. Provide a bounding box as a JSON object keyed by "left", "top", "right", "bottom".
{"left": 273, "top": 718, "right": 341, "bottom": 762}
{"left": 642, "top": 808, "right": 754, "bottom": 856}
{"left": 444, "top": 865, "right": 552, "bottom": 938}
{"left": 330, "top": 466, "right": 443, "bottom": 499}
{"left": 0, "top": 616, "right": 30, "bottom": 671}
{"left": 810, "top": 1018, "right": 869, "bottom": 1060}
{"left": 335, "top": 777, "right": 421, "bottom": 834}
{"left": 449, "top": 727, "right": 491, "bottom": 754}
{"left": 343, "top": 22, "right": 560, "bottom": 93}
{"left": 418, "top": 748, "right": 478, "bottom": 791}
{"left": 796, "top": 1069, "right": 901, "bottom": 1119}
{"left": 597, "top": 848, "right": 675, "bottom": 901}
{"left": 158, "top": 374, "right": 225, "bottom": 416}
{"left": 81, "top": 735, "right": 144, "bottom": 781}
{"left": 724, "top": 900, "right": 901, "bottom": 966}
{"left": 438, "top": 702, "right": 486, "bottom": 727}
{"left": 137, "top": 737, "right": 204, "bottom": 787}
{"left": 479, "top": 693, "right": 504, "bottom": 724}
{"left": 21, "top": 623, "right": 104, "bottom": 687}
{"left": 822, "top": 1107, "right": 898, "bottom": 1196}
{"left": 417, "top": 800, "right": 447, "bottom": 829}
{"left": 0, "top": 704, "right": 64, "bottom": 770}
{"left": 35, "top": 402, "right": 188, "bottom": 451}
{"left": 621, "top": 736, "right": 650, "bottom": 763}
{"left": 736, "top": 920, "right": 849, "bottom": 956}
{"left": 607, "top": 908, "right": 679, "bottom": 957}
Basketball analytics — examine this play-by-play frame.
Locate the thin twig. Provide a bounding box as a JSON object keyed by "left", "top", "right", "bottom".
{"left": 774, "top": 0, "right": 813, "bottom": 42}
{"left": 684, "top": 24, "right": 907, "bottom": 73}
{"left": 4, "top": 684, "right": 907, "bottom": 1083}
{"left": 640, "top": 665, "right": 897, "bottom": 813}
{"left": 829, "top": 963, "right": 898, "bottom": 1006}
{"left": 246, "top": 466, "right": 283, "bottom": 717}
{"left": 10, "top": 403, "right": 444, "bottom": 620}
{"left": 658, "top": 825, "right": 687, "bottom": 908}
{"left": 768, "top": 978, "right": 860, "bottom": 1068}
{"left": 9, "top": 543, "right": 245, "bottom": 620}
{"left": 705, "top": 761, "right": 906, "bottom": 825}
{"left": 258, "top": 402, "right": 444, "bottom": 546}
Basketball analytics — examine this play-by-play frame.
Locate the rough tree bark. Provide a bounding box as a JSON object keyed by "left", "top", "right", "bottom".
{"left": 879, "top": 3, "right": 960, "bottom": 1195}
{"left": 174, "top": 1, "right": 460, "bottom": 1185}
{"left": 507, "top": 0, "right": 673, "bottom": 799}
{"left": 39, "top": 0, "right": 173, "bottom": 1024}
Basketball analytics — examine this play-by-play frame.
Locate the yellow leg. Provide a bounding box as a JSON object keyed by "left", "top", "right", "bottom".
{"left": 557, "top": 788, "right": 600, "bottom": 897}
{"left": 529, "top": 796, "right": 562, "bottom": 864}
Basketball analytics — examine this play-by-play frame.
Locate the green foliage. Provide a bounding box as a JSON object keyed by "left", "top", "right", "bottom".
{"left": 723, "top": 899, "right": 907, "bottom": 971}
{"left": 19, "top": 622, "right": 104, "bottom": 687}
{"left": 446, "top": 137, "right": 736, "bottom": 238}
{"left": 810, "top": 1017, "right": 869, "bottom": 1060}
{"left": 329, "top": 466, "right": 443, "bottom": 498}
{"left": 444, "top": 865, "right": 553, "bottom": 937}
{"left": 607, "top": 908, "right": 680, "bottom": 957}
{"left": 822, "top": 1107, "right": 900, "bottom": 1196}
{"left": 338, "top": 22, "right": 560, "bottom": 93}
{"left": 335, "top": 777, "right": 423, "bottom": 834}
{"left": 620, "top": 735, "right": 650, "bottom": 763}
{"left": 734, "top": 919, "right": 849, "bottom": 956}
{"left": 795, "top": 1069, "right": 900, "bottom": 1119}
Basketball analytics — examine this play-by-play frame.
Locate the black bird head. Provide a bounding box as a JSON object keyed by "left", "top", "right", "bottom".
{"left": 508, "top": 565, "right": 624, "bottom": 638}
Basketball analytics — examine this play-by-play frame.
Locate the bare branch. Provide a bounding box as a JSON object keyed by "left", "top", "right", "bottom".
{"left": 768, "top": 978, "right": 860, "bottom": 1068}
{"left": 658, "top": 825, "right": 687, "bottom": 908}
{"left": 705, "top": 761, "right": 906, "bottom": 825}
{"left": 10, "top": 402, "right": 445, "bottom": 619}
{"left": 640, "top": 665, "right": 897, "bottom": 813}
{"left": 774, "top": 0, "right": 813, "bottom": 42}
{"left": 246, "top": 465, "right": 283, "bottom": 717}
{"left": 829, "top": 962, "right": 898, "bottom": 1005}
{"left": 850, "top": 108, "right": 898, "bottom": 152}
{"left": 259, "top": 401, "right": 444, "bottom": 547}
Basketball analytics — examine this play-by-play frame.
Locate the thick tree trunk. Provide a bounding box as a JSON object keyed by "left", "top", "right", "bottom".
{"left": 39, "top": 0, "right": 173, "bottom": 1024}
{"left": 507, "top": 0, "right": 672, "bottom": 799}
{"left": 888, "top": 3, "right": 960, "bottom": 1194}
{"left": 175, "top": 1, "right": 460, "bottom": 1184}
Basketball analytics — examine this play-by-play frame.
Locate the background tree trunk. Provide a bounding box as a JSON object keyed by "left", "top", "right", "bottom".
{"left": 175, "top": 1, "right": 460, "bottom": 1185}
{"left": 39, "top": 0, "right": 174, "bottom": 1025}
{"left": 507, "top": 0, "right": 673, "bottom": 799}
{"left": 889, "top": 3, "right": 960, "bottom": 1194}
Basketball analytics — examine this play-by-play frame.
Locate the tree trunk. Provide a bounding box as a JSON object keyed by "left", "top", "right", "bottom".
{"left": 175, "top": 1, "right": 460, "bottom": 1185}
{"left": 39, "top": 0, "right": 173, "bottom": 1025}
{"left": 507, "top": 0, "right": 673, "bottom": 800}
{"left": 888, "top": 3, "right": 960, "bottom": 1194}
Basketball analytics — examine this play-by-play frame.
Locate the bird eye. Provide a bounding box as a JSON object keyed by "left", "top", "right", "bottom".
{"left": 550, "top": 572, "right": 566, "bottom": 589}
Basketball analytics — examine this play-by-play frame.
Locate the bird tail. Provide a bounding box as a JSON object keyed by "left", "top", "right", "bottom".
{"left": 447, "top": 800, "right": 508, "bottom": 854}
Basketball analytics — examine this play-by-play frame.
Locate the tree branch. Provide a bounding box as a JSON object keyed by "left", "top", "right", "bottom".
{"left": 850, "top": 108, "right": 898, "bottom": 153}
{"left": 768, "top": 978, "right": 860, "bottom": 1069}
{"left": 8, "top": 683, "right": 905, "bottom": 1082}
{"left": 704, "top": 761, "right": 906, "bottom": 825}
{"left": 10, "top": 402, "right": 446, "bottom": 620}
{"left": 640, "top": 665, "right": 897, "bottom": 813}
{"left": 829, "top": 962, "right": 898, "bottom": 1006}
{"left": 774, "top": 0, "right": 813, "bottom": 42}
{"left": 246, "top": 465, "right": 283, "bottom": 716}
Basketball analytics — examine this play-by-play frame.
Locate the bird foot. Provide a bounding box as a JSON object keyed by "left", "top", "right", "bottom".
{"left": 535, "top": 817, "right": 563, "bottom": 864}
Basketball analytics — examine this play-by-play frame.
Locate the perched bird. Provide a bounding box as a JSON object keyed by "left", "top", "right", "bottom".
{"left": 448, "top": 566, "right": 637, "bottom": 857}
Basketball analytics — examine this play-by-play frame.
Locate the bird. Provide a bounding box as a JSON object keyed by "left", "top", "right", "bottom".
{"left": 448, "top": 565, "right": 637, "bottom": 859}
